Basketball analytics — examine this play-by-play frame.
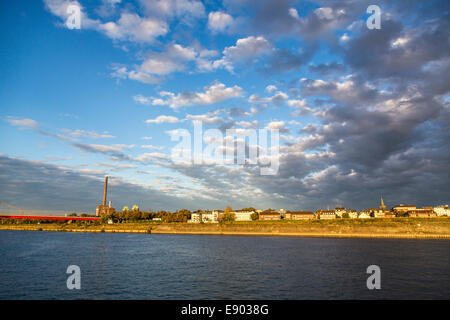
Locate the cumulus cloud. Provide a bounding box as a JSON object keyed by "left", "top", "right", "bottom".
{"left": 265, "top": 121, "right": 290, "bottom": 133}
{"left": 149, "top": 82, "right": 243, "bottom": 109}
{"left": 98, "top": 12, "right": 168, "bottom": 43}
{"left": 249, "top": 91, "right": 288, "bottom": 107}
{"left": 44, "top": 0, "right": 168, "bottom": 43}
{"left": 145, "top": 115, "right": 183, "bottom": 124}
{"left": 208, "top": 11, "right": 234, "bottom": 32}
{"left": 211, "top": 36, "right": 273, "bottom": 72}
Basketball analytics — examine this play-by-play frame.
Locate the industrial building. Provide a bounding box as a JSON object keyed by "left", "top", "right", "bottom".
{"left": 96, "top": 176, "right": 115, "bottom": 216}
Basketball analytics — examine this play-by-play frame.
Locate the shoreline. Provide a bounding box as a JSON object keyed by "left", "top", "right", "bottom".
{"left": 1, "top": 224, "right": 449, "bottom": 239}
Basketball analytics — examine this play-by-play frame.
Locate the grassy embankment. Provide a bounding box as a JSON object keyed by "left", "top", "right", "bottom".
{"left": 0, "top": 218, "right": 449, "bottom": 239}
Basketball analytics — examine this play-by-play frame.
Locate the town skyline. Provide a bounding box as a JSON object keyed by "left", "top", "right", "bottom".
{"left": 1, "top": 1, "right": 449, "bottom": 214}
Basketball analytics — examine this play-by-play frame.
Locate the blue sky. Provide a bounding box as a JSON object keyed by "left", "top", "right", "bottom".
{"left": 0, "top": 0, "right": 449, "bottom": 214}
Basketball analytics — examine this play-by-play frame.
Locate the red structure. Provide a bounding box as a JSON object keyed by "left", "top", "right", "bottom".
{"left": 0, "top": 215, "right": 100, "bottom": 221}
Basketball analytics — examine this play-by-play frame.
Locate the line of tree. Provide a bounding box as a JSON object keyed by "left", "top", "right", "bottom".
{"left": 100, "top": 208, "right": 192, "bottom": 223}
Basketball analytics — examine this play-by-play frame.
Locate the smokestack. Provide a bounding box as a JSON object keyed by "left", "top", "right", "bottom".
{"left": 102, "top": 176, "right": 108, "bottom": 206}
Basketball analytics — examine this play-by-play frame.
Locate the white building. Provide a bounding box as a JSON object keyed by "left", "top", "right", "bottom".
{"left": 188, "top": 213, "right": 202, "bottom": 223}
{"left": 434, "top": 205, "right": 449, "bottom": 216}
{"left": 188, "top": 211, "right": 219, "bottom": 223}
{"left": 232, "top": 211, "right": 254, "bottom": 221}
{"left": 334, "top": 207, "right": 347, "bottom": 218}
{"left": 348, "top": 210, "right": 358, "bottom": 219}
{"left": 358, "top": 211, "right": 371, "bottom": 219}
{"left": 202, "top": 211, "right": 219, "bottom": 223}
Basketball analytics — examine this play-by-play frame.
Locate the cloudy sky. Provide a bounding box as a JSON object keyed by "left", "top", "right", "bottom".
{"left": 0, "top": 0, "right": 449, "bottom": 214}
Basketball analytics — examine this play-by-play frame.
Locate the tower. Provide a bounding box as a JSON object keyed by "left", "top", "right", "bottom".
{"left": 102, "top": 175, "right": 108, "bottom": 206}
{"left": 96, "top": 176, "right": 115, "bottom": 216}
{"left": 380, "top": 196, "right": 386, "bottom": 211}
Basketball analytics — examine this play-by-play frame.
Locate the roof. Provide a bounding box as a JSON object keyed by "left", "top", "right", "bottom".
{"left": 288, "top": 211, "right": 314, "bottom": 215}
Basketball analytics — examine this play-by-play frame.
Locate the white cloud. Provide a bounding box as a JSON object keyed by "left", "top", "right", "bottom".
{"left": 98, "top": 12, "right": 168, "bottom": 43}
{"left": 141, "top": 144, "right": 164, "bottom": 150}
{"left": 133, "top": 94, "right": 151, "bottom": 104}
{"left": 249, "top": 91, "right": 288, "bottom": 106}
{"left": 185, "top": 114, "right": 223, "bottom": 124}
{"left": 265, "top": 85, "right": 277, "bottom": 93}
{"left": 266, "top": 121, "right": 290, "bottom": 133}
{"left": 44, "top": 0, "right": 99, "bottom": 29}
{"left": 60, "top": 129, "right": 115, "bottom": 139}
{"left": 212, "top": 36, "right": 273, "bottom": 72}
{"left": 150, "top": 81, "right": 243, "bottom": 109}
{"left": 236, "top": 120, "right": 259, "bottom": 129}
{"left": 289, "top": 8, "right": 300, "bottom": 20}
{"left": 145, "top": 115, "right": 183, "bottom": 124}
{"left": 7, "top": 118, "right": 39, "bottom": 130}
{"left": 287, "top": 99, "right": 313, "bottom": 115}
{"left": 111, "top": 65, "right": 160, "bottom": 84}
{"left": 136, "top": 152, "right": 170, "bottom": 162}
{"left": 140, "top": 43, "right": 197, "bottom": 75}
{"left": 113, "top": 43, "right": 213, "bottom": 83}
{"left": 208, "top": 11, "right": 234, "bottom": 32}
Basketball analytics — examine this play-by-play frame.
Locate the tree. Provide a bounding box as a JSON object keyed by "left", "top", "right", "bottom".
{"left": 69, "top": 212, "right": 77, "bottom": 217}
{"left": 132, "top": 204, "right": 139, "bottom": 211}
{"left": 250, "top": 212, "right": 259, "bottom": 221}
{"left": 241, "top": 207, "right": 256, "bottom": 212}
{"left": 342, "top": 212, "right": 350, "bottom": 219}
{"left": 122, "top": 206, "right": 129, "bottom": 212}
{"left": 221, "top": 206, "right": 235, "bottom": 222}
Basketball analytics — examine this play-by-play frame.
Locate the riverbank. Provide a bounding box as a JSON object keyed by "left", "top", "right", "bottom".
{"left": 1, "top": 218, "right": 449, "bottom": 239}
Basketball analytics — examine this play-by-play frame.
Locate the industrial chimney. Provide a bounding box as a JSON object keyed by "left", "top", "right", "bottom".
{"left": 102, "top": 176, "right": 108, "bottom": 206}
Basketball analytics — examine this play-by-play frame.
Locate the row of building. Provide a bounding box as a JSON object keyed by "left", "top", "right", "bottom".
{"left": 187, "top": 198, "right": 449, "bottom": 223}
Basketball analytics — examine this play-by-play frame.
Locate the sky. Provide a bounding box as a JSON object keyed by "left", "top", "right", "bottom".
{"left": 0, "top": 0, "right": 449, "bottom": 214}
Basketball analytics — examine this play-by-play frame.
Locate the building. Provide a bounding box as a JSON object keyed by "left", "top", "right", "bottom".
{"left": 370, "top": 208, "right": 386, "bottom": 218}
{"left": 285, "top": 211, "right": 315, "bottom": 220}
{"left": 384, "top": 211, "right": 396, "bottom": 218}
{"left": 348, "top": 209, "right": 358, "bottom": 219}
{"left": 188, "top": 211, "right": 219, "bottom": 223}
{"left": 393, "top": 204, "right": 416, "bottom": 214}
{"left": 259, "top": 211, "right": 281, "bottom": 221}
{"left": 367, "top": 196, "right": 390, "bottom": 218}
{"left": 407, "top": 209, "right": 437, "bottom": 218}
{"left": 96, "top": 176, "right": 115, "bottom": 216}
{"left": 188, "top": 212, "right": 201, "bottom": 223}
{"left": 316, "top": 210, "right": 336, "bottom": 219}
{"left": 358, "top": 210, "right": 371, "bottom": 219}
{"left": 232, "top": 211, "right": 254, "bottom": 221}
{"left": 202, "top": 211, "right": 219, "bottom": 223}
{"left": 434, "top": 205, "right": 449, "bottom": 216}
{"left": 334, "top": 207, "right": 347, "bottom": 218}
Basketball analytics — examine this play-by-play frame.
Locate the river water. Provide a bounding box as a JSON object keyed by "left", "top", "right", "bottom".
{"left": 0, "top": 230, "right": 448, "bottom": 299}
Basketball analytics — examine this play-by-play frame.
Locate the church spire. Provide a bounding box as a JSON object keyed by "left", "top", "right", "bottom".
{"left": 380, "top": 196, "right": 386, "bottom": 210}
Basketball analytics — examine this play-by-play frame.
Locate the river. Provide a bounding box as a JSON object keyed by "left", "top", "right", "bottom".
{"left": 0, "top": 230, "right": 448, "bottom": 299}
